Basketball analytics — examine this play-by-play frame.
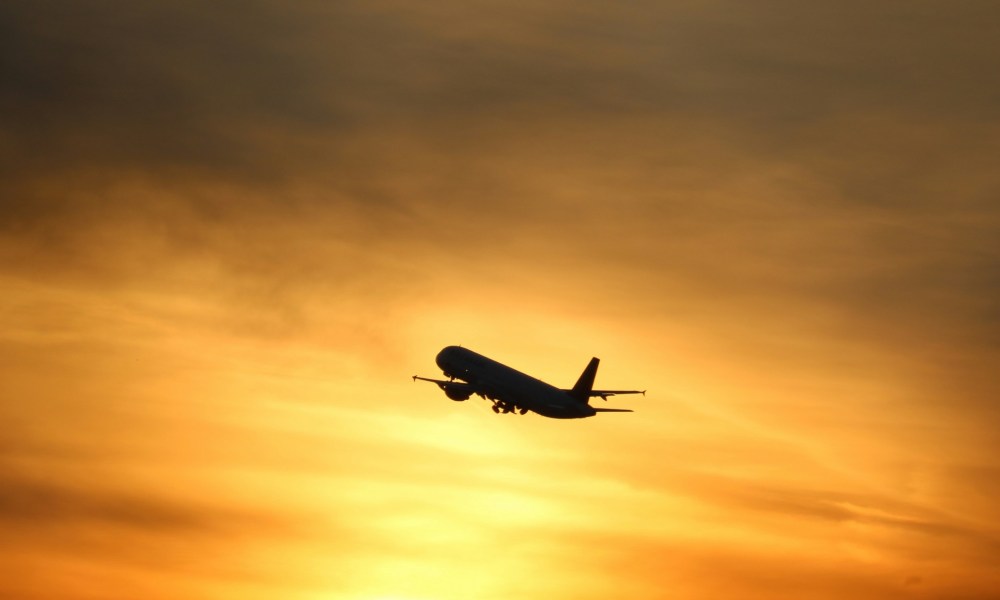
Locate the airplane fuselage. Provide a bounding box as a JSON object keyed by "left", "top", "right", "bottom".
{"left": 435, "top": 346, "right": 597, "bottom": 419}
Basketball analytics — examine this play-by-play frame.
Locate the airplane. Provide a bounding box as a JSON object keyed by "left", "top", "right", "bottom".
{"left": 413, "top": 345, "right": 644, "bottom": 419}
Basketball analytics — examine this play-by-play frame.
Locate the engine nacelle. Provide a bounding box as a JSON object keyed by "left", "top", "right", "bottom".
{"left": 445, "top": 388, "right": 471, "bottom": 401}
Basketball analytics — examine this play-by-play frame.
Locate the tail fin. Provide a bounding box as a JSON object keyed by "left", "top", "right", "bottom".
{"left": 568, "top": 357, "right": 599, "bottom": 404}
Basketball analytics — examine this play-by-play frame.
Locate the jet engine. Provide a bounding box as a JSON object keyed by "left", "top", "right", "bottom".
{"left": 444, "top": 388, "right": 471, "bottom": 401}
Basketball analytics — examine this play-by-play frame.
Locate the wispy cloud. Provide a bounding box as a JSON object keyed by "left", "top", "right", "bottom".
{"left": 2, "top": 1, "right": 999, "bottom": 599}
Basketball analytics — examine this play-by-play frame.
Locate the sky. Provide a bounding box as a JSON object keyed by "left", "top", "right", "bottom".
{"left": 1, "top": 1, "right": 999, "bottom": 598}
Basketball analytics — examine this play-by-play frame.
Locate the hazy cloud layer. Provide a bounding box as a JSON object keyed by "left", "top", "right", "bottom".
{"left": 2, "top": 1, "right": 999, "bottom": 599}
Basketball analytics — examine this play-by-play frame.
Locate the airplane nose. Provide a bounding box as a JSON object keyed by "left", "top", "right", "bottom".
{"left": 435, "top": 347, "right": 451, "bottom": 371}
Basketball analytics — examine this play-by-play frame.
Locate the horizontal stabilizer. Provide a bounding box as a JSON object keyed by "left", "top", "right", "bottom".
{"left": 591, "top": 408, "right": 634, "bottom": 413}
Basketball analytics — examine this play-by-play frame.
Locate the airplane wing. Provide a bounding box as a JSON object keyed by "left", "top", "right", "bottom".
{"left": 591, "top": 408, "right": 634, "bottom": 413}
{"left": 412, "top": 375, "right": 482, "bottom": 395}
{"left": 413, "top": 376, "right": 475, "bottom": 389}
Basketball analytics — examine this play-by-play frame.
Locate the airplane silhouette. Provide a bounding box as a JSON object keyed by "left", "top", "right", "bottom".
{"left": 413, "top": 346, "right": 644, "bottom": 419}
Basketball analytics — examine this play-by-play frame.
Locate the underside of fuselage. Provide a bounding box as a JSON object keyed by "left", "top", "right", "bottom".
{"left": 484, "top": 395, "right": 594, "bottom": 419}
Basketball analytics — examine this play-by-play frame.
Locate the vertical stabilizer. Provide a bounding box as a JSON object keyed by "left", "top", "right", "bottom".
{"left": 569, "top": 357, "right": 599, "bottom": 404}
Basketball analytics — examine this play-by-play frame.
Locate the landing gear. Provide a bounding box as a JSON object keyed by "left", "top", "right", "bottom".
{"left": 490, "top": 400, "right": 526, "bottom": 415}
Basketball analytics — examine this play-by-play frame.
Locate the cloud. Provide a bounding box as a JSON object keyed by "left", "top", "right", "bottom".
{"left": 0, "top": 1, "right": 341, "bottom": 175}
{"left": 0, "top": 468, "right": 265, "bottom": 534}
{"left": 0, "top": 462, "right": 305, "bottom": 599}
{"left": 2, "top": 2, "right": 1000, "bottom": 599}
{"left": 3, "top": 1, "right": 997, "bottom": 179}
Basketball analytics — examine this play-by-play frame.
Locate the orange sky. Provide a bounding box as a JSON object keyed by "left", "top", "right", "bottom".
{"left": 2, "top": 2, "right": 999, "bottom": 599}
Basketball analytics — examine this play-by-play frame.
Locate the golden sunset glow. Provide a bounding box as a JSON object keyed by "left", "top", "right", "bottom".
{"left": 2, "top": 2, "right": 999, "bottom": 599}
